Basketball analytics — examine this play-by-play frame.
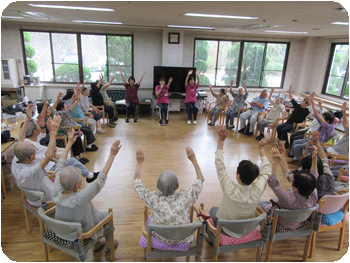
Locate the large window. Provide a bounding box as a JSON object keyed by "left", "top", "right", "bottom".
{"left": 21, "top": 30, "right": 133, "bottom": 84}
{"left": 193, "top": 39, "right": 289, "bottom": 88}
{"left": 322, "top": 43, "right": 349, "bottom": 99}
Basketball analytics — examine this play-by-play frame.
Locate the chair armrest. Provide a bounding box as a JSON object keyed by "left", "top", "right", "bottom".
{"left": 104, "top": 101, "right": 111, "bottom": 107}
{"left": 82, "top": 208, "right": 113, "bottom": 239}
{"left": 303, "top": 132, "right": 313, "bottom": 138}
{"left": 238, "top": 107, "right": 251, "bottom": 115}
{"left": 46, "top": 171, "right": 55, "bottom": 179}
{"left": 56, "top": 135, "right": 67, "bottom": 146}
{"left": 73, "top": 118, "right": 87, "bottom": 126}
{"left": 142, "top": 206, "right": 148, "bottom": 237}
{"left": 61, "top": 126, "right": 81, "bottom": 134}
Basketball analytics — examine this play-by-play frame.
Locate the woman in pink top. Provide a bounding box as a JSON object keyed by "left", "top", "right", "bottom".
{"left": 155, "top": 77, "right": 173, "bottom": 126}
{"left": 119, "top": 69, "right": 146, "bottom": 123}
{"left": 184, "top": 69, "right": 200, "bottom": 125}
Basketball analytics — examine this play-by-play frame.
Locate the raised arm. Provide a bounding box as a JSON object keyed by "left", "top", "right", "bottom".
{"left": 229, "top": 80, "right": 234, "bottom": 93}
{"left": 167, "top": 77, "right": 173, "bottom": 88}
{"left": 242, "top": 82, "right": 247, "bottom": 94}
{"left": 68, "top": 96, "right": 81, "bottom": 112}
{"left": 288, "top": 85, "right": 293, "bottom": 101}
{"left": 137, "top": 71, "right": 146, "bottom": 86}
{"left": 209, "top": 84, "right": 217, "bottom": 97}
{"left": 310, "top": 92, "right": 325, "bottom": 125}
{"left": 60, "top": 128, "right": 77, "bottom": 160}
{"left": 101, "top": 140, "right": 122, "bottom": 176}
{"left": 39, "top": 115, "right": 61, "bottom": 170}
{"left": 216, "top": 125, "right": 228, "bottom": 151}
{"left": 185, "top": 70, "right": 193, "bottom": 88}
{"left": 341, "top": 102, "right": 348, "bottom": 129}
{"left": 119, "top": 69, "right": 127, "bottom": 86}
{"left": 102, "top": 76, "right": 114, "bottom": 91}
{"left": 312, "top": 130, "right": 327, "bottom": 160}
{"left": 186, "top": 146, "right": 204, "bottom": 182}
{"left": 258, "top": 137, "right": 269, "bottom": 158}
{"left": 195, "top": 69, "right": 200, "bottom": 87}
{"left": 134, "top": 148, "right": 144, "bottom": 180}
{"left": 269, "top": 88, "right": 275, "bottom": 100}
{"left": 96, "top": 73, "right": 104, "bottom": 89}
{"left": 277, "top": 141, "right": 289, "bottom": 173}
{"left": 18, "top": 104, "right": 34, "bottom": 143}
{"left": 271, "top": 146, "right": 282, "bottom": 175}
{"left": 52, "top": 91, "right": 63, "bottom": 111}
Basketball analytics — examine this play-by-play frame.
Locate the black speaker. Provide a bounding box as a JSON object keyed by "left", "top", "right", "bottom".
{"left": 139, "top": 102, "right": 151, "bottom": 116}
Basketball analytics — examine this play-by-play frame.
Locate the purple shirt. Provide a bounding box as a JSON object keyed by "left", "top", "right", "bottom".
{"left": 314, "top": 114, "right": 335, "bottom": 143}
{"left": 263, "top": 171, "right": 319, "bottom": 230}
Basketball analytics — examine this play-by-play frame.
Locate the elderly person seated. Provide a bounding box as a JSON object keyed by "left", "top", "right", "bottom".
{"left": 276, "top": 85, "right": 311, "bottom": 149}
{"left": 52, "top": 129, "right": 121, "bottom": 253}
{"left": 238, "top": 88, "right": 269, "bottom": 135}
{"left": 225, "top": 81, "right": 248, "bottom": 130}
{"left": 255, "top": 88, "right": 285, "bottom": 140}
{"left": 11, "top": 111, "right": 61, "bottom": 207}
{"left": 210, "top": 125, "right": 272, "bottom": 238}
{"left": 133, "top": 147, "right": 204, "bottom": 245}
{"left": 208, "top": 84, "right": 229, "bottom": 126}
{"left": 288, "top": 93, "right": 335, "bottom": 165}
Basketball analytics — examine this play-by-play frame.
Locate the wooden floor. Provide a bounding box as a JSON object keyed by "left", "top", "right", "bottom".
{"left": 1, "top": 112, "right": 349, "bottom": 262}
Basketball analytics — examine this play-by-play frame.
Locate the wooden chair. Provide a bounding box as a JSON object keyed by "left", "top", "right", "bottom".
{"left": 90, "top": 105, "right": 109, "bottom": 128}
{"left": 61, "top": 125, "right": 85, "bottom": 150}
{"left": 252, "top": 109, "right": 268, "bottom": 136}
{"left": 257, "top": 109, "right": 289, "bottom": 141}
{"left": 338, "top": 168, "right": 349, "bottom": 182}
{"left": 303, "top": 132, "right": 340, "bottom": 157}
{"left": 264, "top": 204, "right": 319, "bottom": 262}
{"left": 38, "top": 206, "right": 115, "bottom": 262}
{"left": 141, "top": 206, "right": 203, "bottom": 261}
{"left": 235, "top": 107, "right": 250, "bottom": 132}
{"left": 199, "top": 203, "right": 267, "bottom": 262}
{"left": 17, "top": 182, "right": 55, "bottom": 234}
{"left": 309, "top": 193, "right": 349, "bottom": 258}
{"left": 218, "top": 99, "right": 232, "bottom": 125}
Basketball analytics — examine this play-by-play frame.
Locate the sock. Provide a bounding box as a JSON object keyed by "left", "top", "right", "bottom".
{"left": 87, "top": 144, "right": 92, "bottom": 148}
{"left": 86, "top": 172, "right": 94, "bottom": 179}
{"left": 293, "top": 157, "right": 299, "bottom": 161}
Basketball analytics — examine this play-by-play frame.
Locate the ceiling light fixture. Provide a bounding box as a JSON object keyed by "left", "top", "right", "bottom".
{"left": 72, "top": 20, "right": 123, "bottom": 25}
{"left": 264, "top": 30, "right": 308, "bottom": 34}
{"left": 185, "top": 13, "right": 258, "bottom": 19}
{"left": 28, "top": 4, "right": 115, "bottom": 12}
{"left": 168, "top": 25, "right": 215, "bottom": 30}
{"left": 1, "top": 16, "right": 24, "bottom": 19}
{"left": 330, "top": 22, "right": 349, "bottom": 25}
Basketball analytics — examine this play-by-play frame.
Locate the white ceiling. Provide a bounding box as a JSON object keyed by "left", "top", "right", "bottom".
{"left": 1, "top": 1, "right": 349, "bottom": 38}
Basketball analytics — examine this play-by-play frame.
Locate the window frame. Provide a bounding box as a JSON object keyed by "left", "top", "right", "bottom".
{"left": 20, "top": 29, "right": 134, "bottom": 84}
{"left": 193, "top": 38, "right": 290, "bottom": 89}
{"left": 322, "top": 42, "right": 349, "bottom": 100}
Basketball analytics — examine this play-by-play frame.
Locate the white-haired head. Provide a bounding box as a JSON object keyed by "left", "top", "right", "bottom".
{"left": 59, "top": 166, "right": 82, "bottom": 191}
{"left": 156, "top": 170, "right": 179, "bottom": 196}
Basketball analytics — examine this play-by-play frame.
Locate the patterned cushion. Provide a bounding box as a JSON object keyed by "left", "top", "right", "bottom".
{"left": 139, "top": 216, "right": 191, "bottom": 251}
{"left": 208, "top": 218, "right": 262, "bottom": 246}
{"left": 321, "top": 209, "right": 344, "bottom": 226}
{"left": 23, "top": 199, "right": 55, "bottom": 213}
{"left": 275, "top": 220, "right": 310, "bottom": 233}
{"left": 43, "top": 229, "right": 93, "bottom": 250}
{"left": 327, "top": 159, "right": 348, "bottom": 165}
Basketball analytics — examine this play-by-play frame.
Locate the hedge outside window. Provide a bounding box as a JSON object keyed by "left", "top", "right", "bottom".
{"left": 193, "top": 39, "right": 289, "bottom": 88}
{"left": 21, "top": 30, "right": 133, "bottom": 84}
{"left": 322, "top": 43, "right": 349, "bottom": 99}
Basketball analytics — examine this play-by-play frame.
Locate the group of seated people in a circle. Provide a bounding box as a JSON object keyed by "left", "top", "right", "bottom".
{"left": 10, "top": 70, "right": 349, "bottom": 257}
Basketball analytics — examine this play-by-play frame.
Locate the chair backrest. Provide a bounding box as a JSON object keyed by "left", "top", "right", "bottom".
{"left": 330, "top": 131, "right": 340, "bottom": 143}
{"left": 318, "top": 193, "right": 349, "bottom": 215}
{"left": 147, "top": 220, "right": 203, "bottom": 241}
{"left": 274, "top": 204, "right": 319, "bottom": 223}
{"left": 38, "top": 208, "right": 82, "bottom": 241}
{"left": 17, "top": 183, "right": 45, "bottom": 203}
{"left": 217, "top": 211, "right": 266, "bottom": 235}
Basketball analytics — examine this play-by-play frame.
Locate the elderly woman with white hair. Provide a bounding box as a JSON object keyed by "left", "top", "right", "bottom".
{"left": 52, "top": 129, "right": 121, "bottom": 253}
{"left": 238, "top": 87, "right": 270, "bottom": 135}
{"left": 255, "top": 88, "right": 285, "bottom": 140}
{"left": 133, "top": 147, "right": 205, "bottom": 245}
{"left": 225, "top": 81, "right": 248, "bottom": 130}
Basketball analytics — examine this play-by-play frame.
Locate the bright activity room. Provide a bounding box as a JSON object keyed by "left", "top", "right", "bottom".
{"left": 1, "top": 1, "right": 349, "bottom": 262}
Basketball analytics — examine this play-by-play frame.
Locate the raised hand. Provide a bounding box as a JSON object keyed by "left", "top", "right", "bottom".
{"left": 188, "top": 70, "right": 193, "bottom": 75}
{"left": 136, "top": 148, "right": 144, "bottom": 164}
{"left": 217, "top": 125, "right": 228, "bottom": 141}
{"left": 195, "top": 69, "right": 199, "bottom": 75}
{"left": 142, "top": 71, "right": 146, "bottom": 76}
{"left": 277, "top": 140, "right": 286, "bottom": 155}
{"left": 26, "top": 104, "right": 34, "bottom": 119}
{"left": 259, "top": 137, "right": 269, "bottom": 149}
{"left": 230, "top": 80, "right": 233, "bottom": 87}
{"left": 110, "top": 140, "right": 122, "bottom": 157}
{"left": 50, "top": 115, "right": 62, "bottom": 134}
{"left": 289, "top": 85, "right": 292, "bottom": 93}
{"left": 168, "top": 77, "right": 173, "bottom": 83}
{"left": 57, "top": 91, "right": 64, "bottom": 101}
{"left": 67, "top": 128, "right": 78, "bottom": 146}
{"left": 342, "top": 101, "right": 347, "bottom": 112}
{"left": 36, "top": 114, "right": 46, "bottom": 128}
{"left": 312, "top": 145, "right": 318, "bottom": 160}
{"left": 186, "top": 146, "right": 197, "bottom": 163}
{"left": 312, "top": 130, "right": 320, "bottom": 144}
{"left": 271, "top": 146, "right": 282, "bottom": 163}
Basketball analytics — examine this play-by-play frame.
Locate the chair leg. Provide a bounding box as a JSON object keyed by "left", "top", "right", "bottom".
{"left": 264, "top": 241, "right": 273, "bottom": 262}
{"left": 213, "top": 254, "right": 218, "bottom": 262}
{"left": 256, "top": 247, "right": 262, "bottom": 261}
{"left": 23, "top": 208, "right": 31, "bottom": 233}
{"left": 110, "top": 231, "right": 115, "bottom": 262}
{"left": 338, "top": 226, "right": 345, "bottom": 251}
{"left": 303, "top": 235, "right": 312, "bottom": 261}
{"left": 186, "top": 256, "right": 190, "bottom": 261}
{"left": 309, "top": 232, "right": 316, "bottom": 258}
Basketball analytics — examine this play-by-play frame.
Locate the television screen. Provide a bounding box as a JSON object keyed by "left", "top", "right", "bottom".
{"left": 153, "top": 66, "right": 197, "bottom": 94}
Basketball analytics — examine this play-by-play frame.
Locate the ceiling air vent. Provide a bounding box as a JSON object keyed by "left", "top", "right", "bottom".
{"left": 231, "top": 24, "right": 279, "bottom": 30}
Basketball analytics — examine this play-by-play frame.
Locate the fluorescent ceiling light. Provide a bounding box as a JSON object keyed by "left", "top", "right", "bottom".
{"left": 185, "top": 13, "right": 258, "bottom": 20}
{"left": 1, "top": 16, "right": 24, "bottom": 19}
{"left": 14, "top": 11, "right": 60, "bottom": 20}
{"left": 168, "top": 25, "right": 214, "bottom": 30}
{"left": 72, "top": 20, "right": 122, "bottom": 25}
{"left": 28, "top": 4, "right": 114, "bottom": 12}
{"left": 264, "top": 30, "right": 308, "bottom": 34}
{"left": 331, "top": 22, "right": 349, "bottom": 25}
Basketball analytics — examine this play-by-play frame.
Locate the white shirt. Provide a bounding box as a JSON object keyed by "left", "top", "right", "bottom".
{"left": 264, "top": 98, "right": 285, "bottom": 122}
{"left": 215, "top": 149, "right": 271, "bottom": 238}
{"left": 11, "top": 159, "right": 53, "bottom": 207}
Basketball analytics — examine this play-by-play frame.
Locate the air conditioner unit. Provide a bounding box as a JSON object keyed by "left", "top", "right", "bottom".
{"left": 1, "top": 59, "right": 19, "bottom": 87}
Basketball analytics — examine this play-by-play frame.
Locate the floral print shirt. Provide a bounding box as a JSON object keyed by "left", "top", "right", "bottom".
{"left": 133, "top": 178, "right": 204, "bottom": 244}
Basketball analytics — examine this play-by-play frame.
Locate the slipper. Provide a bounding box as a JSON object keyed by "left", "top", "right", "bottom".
{"left": 93, "top": 239, "right": 106, "bottom": 252}
{"left": 104, "top": 240, "right": 118, "bottom": 254}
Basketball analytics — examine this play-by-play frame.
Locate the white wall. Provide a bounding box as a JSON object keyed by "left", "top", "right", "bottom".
{"left": 1, "top": 21, "right": 347, "bottom": 102}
